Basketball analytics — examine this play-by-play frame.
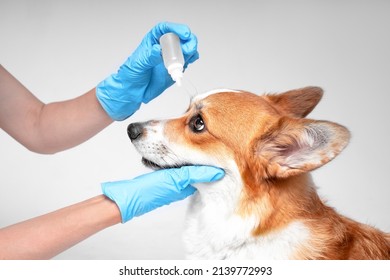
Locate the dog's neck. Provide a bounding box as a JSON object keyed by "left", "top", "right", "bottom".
{"left": 193, "top": 163, "right": 322, "bottom": 235}
{"left": 186, "top": 165, "right": 318, "bottom": 259}
{"left": 244, "top": 173, "right": 321, "bottom": 236}
{"left": 192, "top": 162, "right": 243, "bottom": 212}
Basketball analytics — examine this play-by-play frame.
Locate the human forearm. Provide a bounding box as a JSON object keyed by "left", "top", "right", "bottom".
{"left": 35, "top": 88, "right": 112, "bottom": 153}
{"left": 0, "top": 65, "right": 112, "bottom": 154}
{"left": 0, "top": 195, "right": 121, "bottom": 260}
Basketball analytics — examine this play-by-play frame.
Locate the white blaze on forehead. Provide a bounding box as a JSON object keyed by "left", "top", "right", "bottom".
{"left": 192, "top": 88, "right": 242, "bottom": 103}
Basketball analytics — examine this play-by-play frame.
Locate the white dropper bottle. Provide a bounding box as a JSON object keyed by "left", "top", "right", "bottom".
{"left": 160, "top": 33, "right": 185, "bottom": 86}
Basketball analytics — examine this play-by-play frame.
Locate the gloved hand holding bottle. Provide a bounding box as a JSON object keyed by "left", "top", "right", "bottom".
{"left": 96, "top": 22, "right": 199, "bottom": 121}
{"left": 102, "top": 166, "right": 224, "bottom": 223}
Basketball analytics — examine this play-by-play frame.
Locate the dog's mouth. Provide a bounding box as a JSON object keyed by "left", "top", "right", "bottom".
{"left": 141, "top": 157, "right": 192, "bottom": 170}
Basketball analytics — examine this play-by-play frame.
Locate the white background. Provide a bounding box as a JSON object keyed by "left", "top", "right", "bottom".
{"left": 0, "top": 0, "right": 389, "bottom": 259}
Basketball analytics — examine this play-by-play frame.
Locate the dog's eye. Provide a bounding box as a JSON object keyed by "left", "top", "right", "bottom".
{"left": 190, "top": 115, "right": 205, "bottom": 133}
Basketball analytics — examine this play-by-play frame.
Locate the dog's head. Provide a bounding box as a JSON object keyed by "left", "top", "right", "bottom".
{"left": 128, "top": 87, "right": 350, "bottom": 184}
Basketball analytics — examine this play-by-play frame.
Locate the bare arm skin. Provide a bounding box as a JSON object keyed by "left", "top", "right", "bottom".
{"left": 0, "top": 195, "right": 121, "bottom": 259}
{"left": 0, "top": 65, "right": 113, "bottom": 154}
{"left": 0, "top": 65, "right": 120, "bottom": 258}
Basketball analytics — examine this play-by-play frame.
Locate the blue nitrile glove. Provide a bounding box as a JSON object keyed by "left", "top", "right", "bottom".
{"left": 102, "top": 166, "right": 224, "bottom": 223}
{"left": 96, "top": 22, "right": 199, "bottom": 121}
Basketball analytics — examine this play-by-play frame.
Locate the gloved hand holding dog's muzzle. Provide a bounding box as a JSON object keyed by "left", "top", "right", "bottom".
{"left": 101, "top": 166, "right": 224, "bottom": 223}
{"left": 96, "top": 22, "right": 199, "bottom": 121}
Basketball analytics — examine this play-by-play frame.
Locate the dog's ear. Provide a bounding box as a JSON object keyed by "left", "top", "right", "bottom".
{"left": 265, "top": 86, "right": 323, "bottom": 118}
{"left": 255, "top": 117, "right": 350, "bottom": 178}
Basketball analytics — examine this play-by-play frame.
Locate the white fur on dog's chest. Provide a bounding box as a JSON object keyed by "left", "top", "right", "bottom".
{"left": 183, "top": 178, "right": 310, "bottom": 259}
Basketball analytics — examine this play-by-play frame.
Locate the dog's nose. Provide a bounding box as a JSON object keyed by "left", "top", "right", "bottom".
{"left": 127, "top": 123, "right": 144, "bottom": 141}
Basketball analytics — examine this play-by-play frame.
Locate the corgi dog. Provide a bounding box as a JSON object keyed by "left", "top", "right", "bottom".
{"left": 127, "top": 87, "right": 390, "bottom": 259}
